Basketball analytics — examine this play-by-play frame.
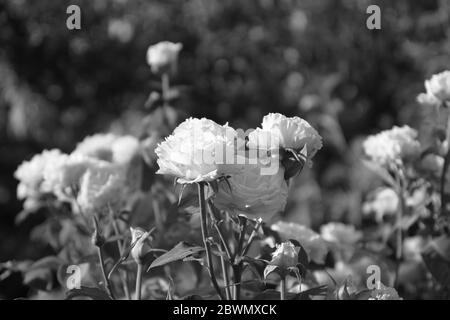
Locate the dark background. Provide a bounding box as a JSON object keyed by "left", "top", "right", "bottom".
{"left": 0, "top": 0, "right": 449, "bottom": 296}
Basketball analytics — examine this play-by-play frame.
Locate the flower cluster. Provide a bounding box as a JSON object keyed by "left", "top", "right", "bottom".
{"left": 155, "top": 114, "right": 322, "bottom": 221}
{"left": 15, "top": 133, "right": 140, "bottom": 216}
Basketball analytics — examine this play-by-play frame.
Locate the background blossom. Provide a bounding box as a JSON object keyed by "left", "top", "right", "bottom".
{"left": 424, "top": 70, "right": 450, "bottom": 103}
{"left": 362, "top": 125, "right": 421, "bottom": 167}
{"left": 146, "top": 41, "right": 182, "bottom": 74}
{"left": 320, "top": 222, "right": 362, "bottom": 246}
{"left": 14, "top": 149, "right": 66, "bottom": 200}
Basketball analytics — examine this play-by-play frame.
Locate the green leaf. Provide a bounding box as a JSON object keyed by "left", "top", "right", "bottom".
{"left": 66, "top": 286, "right": 112, "bottom": 300}
{"left": 147, "top": 242, "right": 204, "bottom": 271}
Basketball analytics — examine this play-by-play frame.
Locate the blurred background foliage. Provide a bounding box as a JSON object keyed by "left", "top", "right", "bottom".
{"left": 0, "top": 0, "right": 450, "bottom": 297}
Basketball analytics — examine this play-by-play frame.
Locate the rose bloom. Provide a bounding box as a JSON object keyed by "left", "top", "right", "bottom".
{"left": 14, "top": 149, "right": 66, "bottom": 200}
{"left": 73, "top": 133, "right": 140, "bottom": 165}
{"left": 269, "top": 241, "right": 299, "bottom": 269}
{"left": 362, "top": 125, "right": 421, "bottom": 167}
{"left": 424, "top": 70, "right": 450, "bottom": 103}
{"left": 248, "top": 113, "right": 322, "bottom": 161}
{"left": 155, "top": 117, "right": 243, "bottom": 184}
{"left": 320, "top": 222, "right": 362, "bottom": 246}
{"left": 77, "top": 162, "right": 126, "bottom": 215}
{"left": 42, "top": 154, "right": 113, "bottom": 201}
{"left": 271, "top": 221, "right": 328, "bottom": 264}
{"left": 146, "top": 41, "right": 182, "bottom": 74}
{"left": 213, "top": 163, "right": 288, "bottom": 222}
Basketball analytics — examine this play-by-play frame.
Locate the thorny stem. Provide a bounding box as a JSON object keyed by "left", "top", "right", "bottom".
{"left": 197, "top": 183, "right": 225, "bottom": 300}
{"left": 135, "top": 263, "right": 143, "bottom": 300}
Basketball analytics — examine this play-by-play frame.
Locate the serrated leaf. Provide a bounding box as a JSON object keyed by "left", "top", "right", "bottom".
{"left": 66, "top": 286, "right": 112, "bottom": 300}
{"left": 147, "top": 242, "right": 204, "bottom": 271}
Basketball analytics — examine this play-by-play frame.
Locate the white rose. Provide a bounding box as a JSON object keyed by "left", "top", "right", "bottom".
{"left": 213, "top": 163, "right": 288, "bottom": 222}
{"left": 425, "top": 70, "right": 450, "bottom": 103}
{"left": 111, "top": 135, "right": 140, "bottom": 164}
{"left": 362, "top": 125, "right": 421, "bottom": 167}
{"left": 320, "top": 222, "right": 362, "bottom": 246}
{"left": 155, "top": 117, "right": 243, "bottom": 184}
{"left": 73, "top": 133, "right": 118, "bottom": 161}
{"left": 76, "top": 162, "right": 126, "bottom": 215}
{"left": 248, "top": 113, "right": 322, "bottom": 160}
{"left": 42, "top": 154, "right": 104, "bottom": 200}
{"left": 270, "top": 221, "right": 328, "bottom": 264}
{"left": 73, "top": 133, "right": 140, "bottom": 165}
{"left": 146, "top": 41, "right": 182, "bottom": 74}
{"left": 14, "top": 149, "right": 66, "bottom": 200}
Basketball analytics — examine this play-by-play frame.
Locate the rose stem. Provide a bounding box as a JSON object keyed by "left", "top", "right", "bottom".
{"left": 231, "top": 217, "right": 247, "bottom": 300}
{"left": 394, "top": 172, "right": 405, "bottom": 289}
{"left": 109, "top": 208, "right": 131, "bottom": 300}
{"left": 220, "top": 252, "right": 231, "bottom": 300}
{"left": 198, "top": 182, "right": 225, "bottom": 300}
{"left": 135, "top": 263, "right": 143, "bottom": 300}
{"left": 232, "top": 265, "right": 241, "bottom": 300}
{"left": 92, "top": 216, "right": 115, "bottom": 299}
{"left": 96, "top": 246, "right": 115, "bottom": 300}
{"left": 280, "top": 276, "right": 286, "bottom": 300}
